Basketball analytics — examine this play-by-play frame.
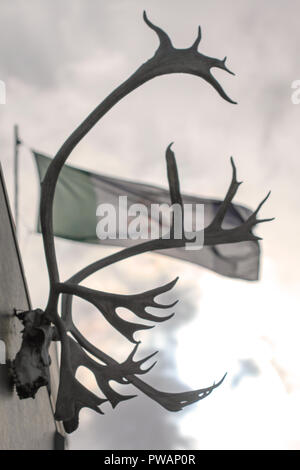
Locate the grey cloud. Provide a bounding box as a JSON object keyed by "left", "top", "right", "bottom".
{"left": 0, "top": 1, "right": 116, "bottom": 88}
{"left": 231, "top": 359, "right": 260, "bottom": 388}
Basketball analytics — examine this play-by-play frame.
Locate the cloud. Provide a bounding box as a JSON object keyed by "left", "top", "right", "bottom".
{"left": 231, "top": 359, "right": 260, "bottom": 388}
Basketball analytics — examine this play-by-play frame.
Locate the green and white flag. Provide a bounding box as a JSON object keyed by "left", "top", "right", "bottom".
{"left": 33, "top": 151, "right": 260, "bottom": 281}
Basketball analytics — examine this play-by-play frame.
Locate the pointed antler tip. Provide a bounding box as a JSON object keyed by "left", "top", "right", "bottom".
{"left": 255, "top": 191, "right": 272, "bottom": 214}
{"left": 230, "top": 156, "right": 236, "bottom": 170}
{"left": 214, "top": 373, "right": 227, "bottom": 388}
{"left": 229, "top": 157, "right": 243, "bottom": 185}
{"left": 262, "top": 191, "right": 272, "bottom": 203}
{"left": 222, "top": 56, "right": 236, "bottom": 76}
{"left": 190, "top": 25, "right": 202, "bottom": 50}
{"left": 143, "top": 11, "right": 152, "bottom": 28}
{"left": 142, "top": 12, "right": 173, "bottom": 50}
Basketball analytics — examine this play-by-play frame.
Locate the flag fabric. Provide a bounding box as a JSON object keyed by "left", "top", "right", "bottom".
{"left": 33, "top": 151, "right": 260, "bottom": 281}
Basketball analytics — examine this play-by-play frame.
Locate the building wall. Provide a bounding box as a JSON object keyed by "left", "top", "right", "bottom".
{"left": 0, "top": 165, "right": 60, "bottom": 450}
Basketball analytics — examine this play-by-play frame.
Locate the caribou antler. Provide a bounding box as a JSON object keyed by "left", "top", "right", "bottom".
{"left": 53, "top": 147, "right": 271, "bottom": 432}
{"left": 40, "top": 12, "right": 236, "bottom": 292}
{"left": 11, "top": 13, "right": 272, "bottom": 434}
{"left": 141, "top": 12, "right": 236, "bottom": 104}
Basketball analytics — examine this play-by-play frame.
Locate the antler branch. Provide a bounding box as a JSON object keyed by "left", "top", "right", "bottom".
{"left": 57, "top": 291, "right": 225, "bottom": 433}
{"left": 40, "top": 12, "right": 236, "bottom": 305}
{"left": 203, "top": 158, "right": 274, "bottom": 245}
{"left": 57, "top": 278, "right": 178, "bottom": 343}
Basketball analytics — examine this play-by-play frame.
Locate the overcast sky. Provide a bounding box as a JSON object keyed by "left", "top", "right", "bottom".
{"left": 1, "top": 0, "right": 300, "bottom": 450}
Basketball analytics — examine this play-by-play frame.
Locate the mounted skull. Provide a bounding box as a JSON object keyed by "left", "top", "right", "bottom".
{"left": 11, "top": 309, "right": 53, "bottom": 399}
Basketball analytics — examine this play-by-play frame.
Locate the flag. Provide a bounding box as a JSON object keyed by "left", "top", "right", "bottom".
{"left": 33, "top": 151, "right": 260, "bottom": 281}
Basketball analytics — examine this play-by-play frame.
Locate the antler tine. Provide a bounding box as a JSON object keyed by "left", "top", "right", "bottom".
{"left": 165, "top": 143, "right": 187, "bottom": 243}
{"left": 204, "top": 160, "right": 273, "bottom": 246}
{"left": 128, "top": 372, "right": 227, "bottom": 412}
{"left": 190, "top": 26, "right": 202, "bottom": 51}
{"left": 143, "top": 11, "right": 173, "bottom": 51}
{"left": 221, "top": 56, "right": 235, "bottom": 76}
{"left": 166, "top": 143, "right": 183, "bottom": 207}
{"left": 243, "top": 191, "right": 275, "bottom": 240}
{"left": 125, "top": 344, "right": 159, "bottom": 375}
{"left": 208, "top": 157, "right": 242, "bottom": 230}
{"left": 251, "top": 191, "right": 272, "bottom": 218}
{"left": 58, "top": 279, "right": 180, "bottom": 344}
{"left": 255, "top": 216, "right": 275, "bottom": 225}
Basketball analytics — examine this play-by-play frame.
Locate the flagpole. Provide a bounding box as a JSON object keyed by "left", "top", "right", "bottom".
{"left": 14, "top": 124, "right": 21, "bottom": 238}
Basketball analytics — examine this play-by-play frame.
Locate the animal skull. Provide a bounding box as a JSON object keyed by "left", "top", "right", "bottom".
{"left": 11, "top": 309, "right": 53, "bottom": 399}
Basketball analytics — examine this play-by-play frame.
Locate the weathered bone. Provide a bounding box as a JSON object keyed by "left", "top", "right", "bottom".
{"left": 11, "top": 309, "right": 53, "bottom": 399}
